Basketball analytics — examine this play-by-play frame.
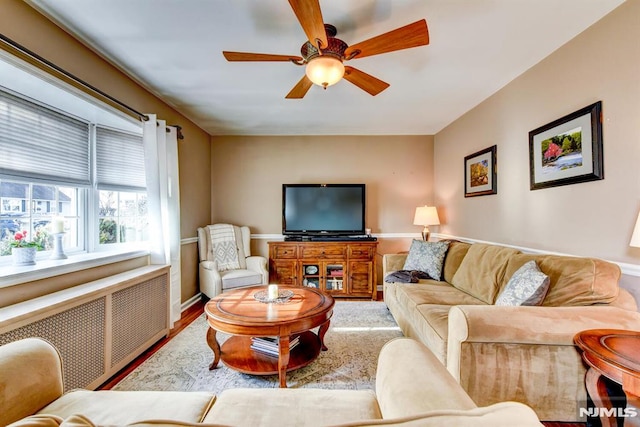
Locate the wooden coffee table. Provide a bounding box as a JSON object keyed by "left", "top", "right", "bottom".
{"left": 205, "top": 285, "right": 334, "bottom": 388}
{"left": 574, "top": 329, "right": 640, "bottom": 427}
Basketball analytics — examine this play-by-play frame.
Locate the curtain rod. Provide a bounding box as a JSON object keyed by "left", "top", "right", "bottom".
{"left": 164, "top": 124, "right": 184, "bottom": 140}
{"left": 0, "top": 34, "right": 149, "bottom": 122}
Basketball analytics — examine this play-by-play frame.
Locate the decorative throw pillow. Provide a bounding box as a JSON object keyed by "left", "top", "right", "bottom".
{"left": 402, "top": 240, "right": 450, "bottom": 281}
{"left": 495, "top": 260, "right": 550, "bottom": 306}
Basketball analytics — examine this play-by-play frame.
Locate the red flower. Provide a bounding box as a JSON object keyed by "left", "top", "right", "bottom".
{"left": 9, "top": 229, "right": 42, "bottom": 250}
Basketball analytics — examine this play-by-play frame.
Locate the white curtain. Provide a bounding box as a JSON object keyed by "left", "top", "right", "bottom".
{"left": 143, "top": 114, "right": 182, "bottom": 325}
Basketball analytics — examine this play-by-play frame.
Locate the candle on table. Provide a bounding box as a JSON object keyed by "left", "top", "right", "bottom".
{"left": 268, "top": 284, "right": 279, "bottom": 300}
{"left": 52, "top": 217, "right": 65, "bottom": 234}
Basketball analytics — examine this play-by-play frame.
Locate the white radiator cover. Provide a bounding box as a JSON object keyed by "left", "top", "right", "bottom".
{"left": 0, "top": 265, "right": 170, "bottom": 391}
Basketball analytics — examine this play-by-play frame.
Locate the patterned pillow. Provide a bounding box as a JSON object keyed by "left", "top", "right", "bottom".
{"left": 402, "top": 240, "right": 450, "bottom": 280}
{"left": 495, "top": 260, "right": 550, "bottom": 306}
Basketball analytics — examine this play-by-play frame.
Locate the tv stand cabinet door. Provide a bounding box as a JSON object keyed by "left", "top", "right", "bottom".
{"left": 269, "top": 260, "right": 298, "bottom": 285}
{"left": 268, "top": 243, "right": 299, "bottom": 285}
{"left": 348, "top": 243, "right": 377, "bottom": 299}
{"left": 348, "top": 260, "right": 373, "bottom": 297}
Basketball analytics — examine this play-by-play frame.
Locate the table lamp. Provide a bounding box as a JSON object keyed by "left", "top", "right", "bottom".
{"left": 413, "top": 206, "right": 440, "bottom": 241}
{"left": 630, "top": 212, "right": 640, "bottom": 248}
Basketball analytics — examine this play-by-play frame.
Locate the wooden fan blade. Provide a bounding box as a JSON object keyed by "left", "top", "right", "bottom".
{"left": 286, "top": 75, "right": 313, "bottom": 99}
{"left": 343, "top": 66, "right": 390, "bottom": 96}
{"left": 288, "top": 0, "right": 327, "bottom": 49}
{"left": 344, "top": 19, "right": 429, "bottom": 60}
{"left": 223, "top": 51, "right": 303, "bottom": 62}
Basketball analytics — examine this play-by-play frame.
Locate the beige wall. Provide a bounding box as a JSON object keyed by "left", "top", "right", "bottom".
{"left": 434, "top": 1, "right": 640, "bottom": 266}
{"left": 211, "top": 135, "right": 435, "bottom": 260}
{"left": 2, "top": 1, "right": 212, "bottom": 302}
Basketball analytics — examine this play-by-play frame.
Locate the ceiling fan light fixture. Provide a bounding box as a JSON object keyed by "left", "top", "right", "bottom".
{"left": 305, "top": 56, "right": 345, "bottom": 89}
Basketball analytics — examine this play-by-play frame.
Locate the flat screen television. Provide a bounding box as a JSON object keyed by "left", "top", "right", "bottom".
{"left": 282, "top": 184, "right": 365, "bottom": 236}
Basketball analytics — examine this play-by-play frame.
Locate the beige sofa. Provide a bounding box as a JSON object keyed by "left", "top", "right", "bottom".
{"left": 1, "top": 337, "right": 544, "bottom": 427}
{"left": 383, "top": 241, "right": 640, "bottom": 422}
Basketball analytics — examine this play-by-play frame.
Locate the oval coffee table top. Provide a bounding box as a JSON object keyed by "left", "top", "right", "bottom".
{"left": 205, "top": 285, "right": 334, "bottom": 330}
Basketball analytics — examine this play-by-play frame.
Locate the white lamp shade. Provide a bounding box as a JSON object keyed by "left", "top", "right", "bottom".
{"left": 305, "top": 56, "right": 345, "bottom": 88}
{"left": 630, "top": 212, "right": 640, "bottom": 248}
{"left": 413, "top": 206, "right": 440, "bottom": 226}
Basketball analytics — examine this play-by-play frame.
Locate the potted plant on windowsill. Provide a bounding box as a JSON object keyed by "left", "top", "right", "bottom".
{"left": 10, "top": 230, "right": 43, "bottom": 266}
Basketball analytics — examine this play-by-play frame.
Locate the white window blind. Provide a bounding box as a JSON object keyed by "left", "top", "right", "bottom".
{"left": 96, "top": 127, "right": 146, "bottom": 191}
{"left": 0, "top": 89, "right": 90, "bottom": 185}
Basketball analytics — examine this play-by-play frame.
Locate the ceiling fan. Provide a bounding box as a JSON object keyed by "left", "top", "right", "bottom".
{"left": 222, "top": 0, "right": 429, "bottom": 99}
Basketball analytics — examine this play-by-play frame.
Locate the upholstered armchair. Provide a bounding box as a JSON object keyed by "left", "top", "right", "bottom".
{"left": 197, "top": 224, "right": 268, "bottom": 298}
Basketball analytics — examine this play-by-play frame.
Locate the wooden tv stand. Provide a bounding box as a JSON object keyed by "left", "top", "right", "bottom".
{"left": 268, "top": 240, "right": 378, "bottom": 300}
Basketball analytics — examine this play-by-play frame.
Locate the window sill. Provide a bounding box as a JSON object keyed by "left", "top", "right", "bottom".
{"left": 0, "top": 249, "right": 151, "bottom": 288}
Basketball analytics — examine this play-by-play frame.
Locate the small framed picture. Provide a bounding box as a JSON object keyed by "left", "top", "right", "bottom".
{"left": 464, "top": 145, "right": 497, "bottom": 197}
{"left": 529, "top": 101, "right": 603, "bottom": 190}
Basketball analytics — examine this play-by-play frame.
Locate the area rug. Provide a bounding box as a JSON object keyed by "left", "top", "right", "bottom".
{"left": 113, "top": 301, "right": 402, "bottom": 393}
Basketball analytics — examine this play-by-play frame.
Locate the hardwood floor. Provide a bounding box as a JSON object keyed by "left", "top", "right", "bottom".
{"left": 97, "top": 296, "right": 587, "bottom": 426}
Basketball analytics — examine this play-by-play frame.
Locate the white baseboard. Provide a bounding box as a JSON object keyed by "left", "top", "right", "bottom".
{"left": 181, "top": 293, "right": 203, "bottom": 313}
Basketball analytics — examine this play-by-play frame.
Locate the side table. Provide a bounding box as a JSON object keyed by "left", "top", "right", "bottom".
{"left": 574, "top": 329, "right": 640, "bottom": 427}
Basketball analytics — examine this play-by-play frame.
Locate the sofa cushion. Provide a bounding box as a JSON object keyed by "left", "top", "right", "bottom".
{"left": 38, "top": 390, "right": 216, "bottom": 425}
{"left": 442, "top": 241, "right": 472, "bottom": 284}
{"left": 384, "top": 283, "right": 484, "bottom": 363}
{"left": 202, "top": 388, "right": 381, "bottom": 426}
{"left": 450, "top": 244, "right": 521, "bottom": 304}
{"left": 402, "top": 240, "right": 450, "bottom": 280}
{"left": 53, "top": 414, "right": 231, "bottom": 427}
{"left": 503, "top": 254, "right": 620, "bottom": 306}
{"left": 35, "top": 404, "right": 544, "bottom": 427}
{"left": 7, "top": 414, "right": 63, "bottom": 427}
{"left": 412, "top": 305, "right": 451, "bottom": 362}
{"left": 395, "top": 282, "right": 486, "bottom": 309}
{"left": 323, "top": 403, "right": 544, "bottom": 426}
{"left": 220, "top": 270, "right": 262, "bottom": 289}
{"left": 495, "top": 261, "right": 550, "bottom": 306}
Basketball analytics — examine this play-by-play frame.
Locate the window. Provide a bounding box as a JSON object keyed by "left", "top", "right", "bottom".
{"left": 0, "top": 181, "right": 81, "bottom": 255}
{"left": 0, "top": 85, "right": 145, "bottom": 261}
{"left": 96, "top": 126, "right": 147, "bottom": 247}
{"left": 99, "top": 190, "right": 148, "bottom": 244}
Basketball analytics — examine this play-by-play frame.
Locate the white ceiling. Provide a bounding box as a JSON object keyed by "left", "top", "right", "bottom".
{"left": 28, "top": 0, "right": 625, "bottom": 136}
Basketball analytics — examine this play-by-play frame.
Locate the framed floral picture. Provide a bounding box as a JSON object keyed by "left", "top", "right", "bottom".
{"left": 529, "top": 101, "right": 603, "bottom": 190}
{"left": 464, "top": 145, "right": 497, "bottom": 197}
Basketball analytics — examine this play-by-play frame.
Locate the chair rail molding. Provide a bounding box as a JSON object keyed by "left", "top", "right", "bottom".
{"left": 192, "top": 232, "right": 640, "bottom": 276}
{"left": 250, "top": 233, "right": 419, "bottom": 240}
{"left": 181, "top": 237, "right": 198, "bottom": 245}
